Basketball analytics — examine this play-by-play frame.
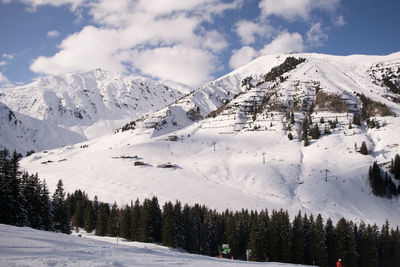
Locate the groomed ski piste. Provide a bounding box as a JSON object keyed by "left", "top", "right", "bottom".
{"left": 0, "top": 224, "right": 310, "bottom": 267}
{"left": 11, "top": 52, "right": 400, "bottom": 227}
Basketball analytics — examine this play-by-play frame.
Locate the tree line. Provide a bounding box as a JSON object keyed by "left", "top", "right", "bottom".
{"left": 1, "top": 148, "right": 400, "bottom": 267}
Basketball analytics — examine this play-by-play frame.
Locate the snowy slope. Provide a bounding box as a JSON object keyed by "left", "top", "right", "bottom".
{"left": 0, "top": 224, "right": 308, "bottom": 267}
{"left": 0, "top": 69, "right": 190, "bottom": 153}
{"left": 21, "top": 52, "right": 400, "bottom": 226}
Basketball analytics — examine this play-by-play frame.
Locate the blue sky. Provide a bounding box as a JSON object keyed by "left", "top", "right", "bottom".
{"left": 0, "top": 0, "right": 399, "bottom": 87}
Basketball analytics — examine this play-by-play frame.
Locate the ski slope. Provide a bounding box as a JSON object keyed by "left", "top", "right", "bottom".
{"left": 19, "top": 52, "right": 400, "bottom": 227}
{"left": 0, "top": 224, "right": 310, "bottom": 267}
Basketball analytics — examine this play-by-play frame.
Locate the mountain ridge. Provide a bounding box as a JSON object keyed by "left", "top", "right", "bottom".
{"left": 11, "top": 51, "right": 400, "bottom": 226}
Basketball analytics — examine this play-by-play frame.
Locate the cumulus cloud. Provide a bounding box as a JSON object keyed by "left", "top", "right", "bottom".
{"left": 0, "top": 61, "right": 8, "bottom": 67}
{"left": 47, "top": 30, "right": 60, "bottom": 38}
{"left": 229, "top": 31, "right": 304, "bottom": 69}
{"left": 260, "top": 31, "right": 304, "bottom": 55}
{"left": 306, "top": 23, "right": 328, "bottom": 48}
{"left": 0, "top": 72, "right": 13, "bottom": 87}
{"left": 131, "top": 46, "right": 217, "bottom": 86}
{"left": 234, "top": 20, "right": 274, "bottom": 45}
{"left": 27, "top": 0, "right": 243, "bottom": 86}
{"left": 259, "top": 0, "right": 340, "bottom": 21}
{"left": 229, "top": 46, "right": 258, "bottom": 69}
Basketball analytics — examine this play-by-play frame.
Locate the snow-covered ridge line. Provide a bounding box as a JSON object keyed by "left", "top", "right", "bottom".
{"left": 0, "top": 69, "right": 191, "bottom": 154}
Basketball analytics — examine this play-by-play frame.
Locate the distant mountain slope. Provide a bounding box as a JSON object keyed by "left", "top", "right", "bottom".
{"left": 0, "top": 69, "right": 191, "bottom": 153}
{"left": 21, "top": 52, "right": 400, "bottom": 226}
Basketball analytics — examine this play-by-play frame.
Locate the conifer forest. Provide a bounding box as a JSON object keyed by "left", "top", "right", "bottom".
{"left": 1, "top": 148, "right": 400, "bottom": 267}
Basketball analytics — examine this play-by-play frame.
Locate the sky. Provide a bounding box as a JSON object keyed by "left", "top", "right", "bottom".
{"left": 0, "top": 0, "right": 399, "bottom": 88}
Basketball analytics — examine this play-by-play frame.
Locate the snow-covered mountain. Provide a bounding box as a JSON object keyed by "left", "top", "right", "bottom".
{"left": 0, "top": 69, "right": 190, "bottom": 153}
{"left": 20, "top": 52, "right": 400, "bottom": 226}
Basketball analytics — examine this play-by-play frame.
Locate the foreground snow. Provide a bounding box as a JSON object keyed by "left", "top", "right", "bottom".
{"left": 0, "top": 224, "right": 309, "bottom": 267}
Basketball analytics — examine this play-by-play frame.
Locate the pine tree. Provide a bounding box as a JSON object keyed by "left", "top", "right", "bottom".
{"left": 288, "top": 132, "right": 293, "bottom": 140}
{"left": 290, "top": 111, "right": 295, "bottom": 124}
{"left": 95, "top": 203, "right": 109, "bottom": 236}
{"left": 106, "top": 202, "right": 119, "bottom": 236}
{"left": 83, "top": 201, "right": 94, "bottom": 233}
{"left": 313, "top": 214, "right": 328, "bottom": 267}
{"left": 358, "top": 223, "right": 378, "bottom": 267}
{"left": 162, "top": 201, "right": 176, "bottom": 248}
{"left": 379, "top": 220, "right": 392, "bottom": 267}
{"left": 40, "top": 180, "right": 53, "bottom": 231}
{"left": 391, "top": 154, "right": 400, "bottom": 180}
{"left": 310, "top": 123, "right": 321, "bottom": 139}
{"left": 359, "top": 141, "right": 368, "bottom": 155}
{"left": 173, "top": 201, "right": 185, "bottom": 248}
{"left": 130, "top": 199, "right": 141, "bottom": 241}
{"left": 291, "top": 211, "right": 304, "bottom": 264}
{"left": 119, "top": 204, "right": 131, "bottom": 240}
{"left": 21, "top": 172, "right": 42, "bottom": 229}
{"left": 248, "top": 212, "right": 265, "bottom": 261}
{"left": 52, "top": 179, "right": 70, "bottom": 233}
{"left": 353, "top": 113, "right": 361, "bottom": 126}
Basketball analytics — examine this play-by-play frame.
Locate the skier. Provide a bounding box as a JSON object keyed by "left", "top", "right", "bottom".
{"left": 336, "top": 258, "right": 343, "bottom": 267}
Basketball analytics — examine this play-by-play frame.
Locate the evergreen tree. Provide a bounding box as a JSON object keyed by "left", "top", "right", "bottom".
{"left": 313, "top": 214, "right": 328, "bottom": 267}
{"left": 119, "top": 204, "right": 131, "bottom": 240}
{"left": 40, "top": 180, "right": 53, "bottom": 231}
{"left": 291, "top": 211, "right": 304, "bottom": 264}
{"left": 336, "top": 218, "right": 358, "bottom": 267}
{"left": 162, "top": 201, "right": 176, "bottom": 248}
{"left": 359, "top": 141, "right": 368, "bottom": 155}
{"left": 173, "top": 201, "right": 185, "bottom": 248}
{"left": 248, "top": 212, "right": 265, "bottom": 261}
{"left": 83, "top": 201, "right": 94, "bottom": 233}
{"left": 288, "top": 132, "right": 293, "bottom": 140}
{"left": 391, "top": 154, "right": 400, "bottom": 180}
{"left": 52, "top": 179, "right": 70, "bottom": 233}
{"left": 379, "top": 220, "right": 392, "bottom": 267}
{"left": 358, "top": 223, "right": 378, "bottom": 267}
{"left": 325, "top": 218, "right": 337, "bottom": 267}
{"left": 390, "top": 227, "right": 400, "bottom": 267}
{"left": 130, "top": 199, "right": 141, "bottom": 241}
{"left": 353, "top": 113, "right": 361, "bottom": 126}
{"left": 95, "top": 203, "right": 110, "bottom": 236}
{"left": 106, "top": 202, "right": 119, "bottom": 236}
{"left": 290, "top": 111, "right": 295, "bottom": 124}
{"left": 310, "top": 123, "right": 321, "bottom": 139}
{"left": 270, "top": 209, "right": 291, "bottom": 262}
{"left": 21, "top": 172, "right": 42, "bottom": 229}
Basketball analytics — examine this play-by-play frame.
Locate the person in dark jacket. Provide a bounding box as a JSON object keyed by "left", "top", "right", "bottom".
{"left": 336, "top": 259, "right": 343, "bottom": 267}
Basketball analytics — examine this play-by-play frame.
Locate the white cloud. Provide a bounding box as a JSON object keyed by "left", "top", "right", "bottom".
{"left": 234, "top": 20, "right": 274, "bottom": 45}
{"left": 0, "top": 61, "right": 8, "bottom": 66}
{"left": 2, "top": 53, "right": 14, "bottom": 59}
{"left": 28, "top": 0, "right": 243, "bottom": 86}
{"left": 16, "top": 0, "right": 87, "bottom": 11}
{"left": 260, "top": 31, "right": 304, "bottom": 55}
{"left": 131, "top": 46, "right": 217, "bottom": 87}
{"left": 306, "top": 23, "right": 328, "bottom": 48}
{"left": 334, "top": 15, "right": 346, "bottom": 27}
{"left": 259, "top": 0, "right": 340, "bottom": 21}
{"left": 47, "top": 30, "right": 60, "bottom": 38}
{"left": 229, "top": 46, "right": 258, "bottom": 69}
{"left": 229, "top": 31, "right": 304, "bottom": 70}
{"left": 0, "top": 72, "right": 13, "bottom": 87}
